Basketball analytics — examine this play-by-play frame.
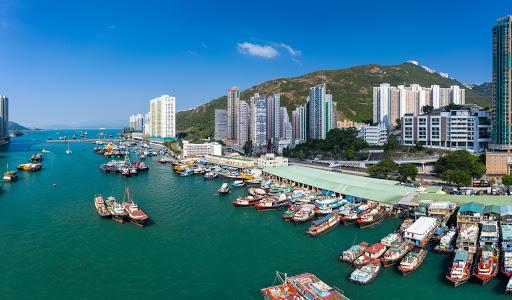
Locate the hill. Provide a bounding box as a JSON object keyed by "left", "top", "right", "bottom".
{"left": 467, "top": 82, "right": 492, "bottom": 100}
{"left": 8, "top": 121, "right": 30, "bottom": 131}
{"left": 176, "top": 62, "right": 492, "bottom": 139}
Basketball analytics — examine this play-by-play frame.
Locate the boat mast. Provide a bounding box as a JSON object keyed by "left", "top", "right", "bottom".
{"left": 122, "top": 187, "right": 132, "bottom": 204}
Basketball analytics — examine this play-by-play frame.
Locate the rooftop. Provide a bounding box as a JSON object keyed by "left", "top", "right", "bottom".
{"left": 414, "top": 193, "right": 512, "bottom": 206}
{"left": 263, "top": 165, "right": 415, "bottom": 204}
{"left": 404, "top": 217, "right": 437, "bottom": 235}
{"left": 484, "top": 205, "right": 501, "bottom": 215}
{"left": 458, "top": 202, "right": 485, "bottom": 214}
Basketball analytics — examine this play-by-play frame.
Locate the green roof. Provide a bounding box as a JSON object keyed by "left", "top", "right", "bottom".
{"left": 414, "top": 193, "right": 512, "bottom": 206}
{"left": 424, "top": 186, "right": 443, "bottom": 193}
{"left": 484, "top": 205, "right": 501, "bottom": 215}
{"left": 459, "top": 202, "right": 485, "bottom": 214}
{"left": 263, "top": 165, "right": 415, "bottom": 204}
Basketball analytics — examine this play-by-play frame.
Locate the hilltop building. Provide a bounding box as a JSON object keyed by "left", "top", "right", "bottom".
{"left": 373, "top": 83, "right": 466, "bottom": 127}
{"left": 0, "top": 95, "right": 8, "bottom": 139}
{"left": 150, "top": 95, "right": 175, "bottom": 139}
{"left": 227, "top": 86, "right": 240, "bottom": 140}
{"left": 360, "top": 123, "right": 387, "bottom": 146}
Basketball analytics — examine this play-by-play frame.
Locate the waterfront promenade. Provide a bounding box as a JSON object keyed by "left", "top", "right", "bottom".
{"left": 46, "top": 138, "right": 117, "bottom": 143}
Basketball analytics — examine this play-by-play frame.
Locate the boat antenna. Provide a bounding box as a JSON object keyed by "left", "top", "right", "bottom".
{"left": 122, "top": 187, "right": 132, "bottom": 203}
{"left": 351, "top": 235, "right": 357, "bottom": 247}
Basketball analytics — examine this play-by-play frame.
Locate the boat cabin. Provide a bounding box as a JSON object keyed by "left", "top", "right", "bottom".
{"left": 480, "top": 221, "right": 499, "bottom": 246}
{"left": 415, "top": 200, "right": 432, "bottom": 220}
{"left": 365, "top": 243, "right": 386, "bottom": 258}
{"left": 502, "top": 224, "right": 512, "bottom": 250}
{"left": 456, "top": 224, "right": 480, "bottom": 254}
{"left": 456, "top": 202, "right": 485, "bottom": 228}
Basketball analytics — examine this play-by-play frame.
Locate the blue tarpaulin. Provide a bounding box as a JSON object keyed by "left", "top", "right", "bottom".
{"left": 321, "top": 190, "right": 328, "bottom": 194}
{"left": 346, "top": 195, "right": 354, "bottom": 201}
{"left": 356, "top": 198, "right": 362, "bottom": 202}
{"left": 327, "top": 191, "right": 334, "bottom": 196}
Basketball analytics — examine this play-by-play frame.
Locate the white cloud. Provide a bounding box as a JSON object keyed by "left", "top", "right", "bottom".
{"left": 201, "top": 43, "right": 207, "bottom": 48}
{"left": 237, "top": 42, "right": 279, "bottom": 58}
{"left": 277, "top": 43, "right": 302, "bottom": 56}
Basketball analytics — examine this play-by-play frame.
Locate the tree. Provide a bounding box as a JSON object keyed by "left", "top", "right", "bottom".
{"left": 243, "top": 140, "right": 253, "bottom": 156}
{"left": 385, "top": 134, "right": 398, "bottom": 153}
{"left": 503, "top": 175, "right": 512, "bottom": 187}
{"left": 367, "top": 159, "right": 398, "bottom": 178}
{"left": 398, "top": 164, "right": 418, "bottom": 182}
{"left": 435, "top": 150, "right": 486, "bottom": 182}
{"left": 344, "top": 149, "right": 355, "bottom": 160}
{"left": 395, "top": 118, "right": 401, "bottom": 129}
{"left": 489, "top": 179, "right": 496, "bottom": 187}
{"left": 422, "top": 105, "right": 434, "bottom": 114}
{"left": 415, "top": 141, "right": 424, "bottom": 151}
{"left": 446, "top": 170, "right": 472, "bottom": 187}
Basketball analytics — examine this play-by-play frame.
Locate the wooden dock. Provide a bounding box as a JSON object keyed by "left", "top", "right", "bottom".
{"left": 46, "top": 139, "right": 118, "bottom": 143}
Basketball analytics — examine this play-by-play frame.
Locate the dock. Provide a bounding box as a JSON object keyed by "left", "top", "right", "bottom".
{"left": 46, "top": 139, "right": 118, "bottom": 143}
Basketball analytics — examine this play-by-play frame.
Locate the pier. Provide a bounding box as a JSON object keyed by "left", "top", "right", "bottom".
{"left": 46, "top": 139, "right": 118, "bottom": 143}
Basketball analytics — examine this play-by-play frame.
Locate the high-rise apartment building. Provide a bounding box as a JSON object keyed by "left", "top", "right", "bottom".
{"left": 236, "top": 100, "right": 249, "bottom": 147}
{"left": 267, "top": 93, "right": 280, "bottom": 141}
{"left": 280, "top": 107, "right": 289, "bottom": 139}
{"left": 307, "top": 83, "right": 336, "bottom": 139}
{"left": 214, "top": 109, "right": 228, "bottom": 140}
{"left": 0, "top": 95, "right": 8, "bottom": 139}
{"left": 129, "top": 114, "right": 144, "bottom": 131}
{"left": 250, "top": 93, "right": 267, "bottom": 147}
{"left": 227, "top": 86, "right": 240, "bottom": 140}
{"left": 292, "top": 106, "right": 307, "bottom": 141}
{"left": 490, "top": 15, "right": 512, "bottom": 149}
{"left": 144, "top": 112, "right": 151, "bottom": 135}
{"left": 373, "top": 84, "right": 466, "bottom": 126}
{"left": 150, "top": 95, "right": 176, "bottom": 138}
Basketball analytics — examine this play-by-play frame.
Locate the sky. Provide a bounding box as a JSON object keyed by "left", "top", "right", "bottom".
{"left": 0, "top": 0, "right": 511, "bottom": 128}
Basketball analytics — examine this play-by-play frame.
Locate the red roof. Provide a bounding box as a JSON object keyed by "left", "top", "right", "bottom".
{"left": 365, "top": 243, "right": 385, "bottom": 254}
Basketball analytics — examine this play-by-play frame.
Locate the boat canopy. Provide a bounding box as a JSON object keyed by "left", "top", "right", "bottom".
{"left": 356, "top": 198, "right": 362, "bottom": 202}
{"left": 346, "top": 195, "right": 354, "bottom": 201}
{"left": 435, "top": 228, "right": 446, "bottom": 235}
{"left": 321, "top": 190, "right": 328, "bottom": 194}
{"left": 327, "top": 191, "right": 334, "bottom": 196}
{"left": 312, "top": 213, "right": 335, "bottom": 227}
{"left": 454, "top": 250, "right": 468, "bottom": 262}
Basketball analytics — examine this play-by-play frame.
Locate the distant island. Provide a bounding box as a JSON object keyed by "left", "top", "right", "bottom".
{"left": 10, "top": 130, "right": 25, "bottom": 137}
{"left": 8, "top": 121, "right": 43, "bottom": 131}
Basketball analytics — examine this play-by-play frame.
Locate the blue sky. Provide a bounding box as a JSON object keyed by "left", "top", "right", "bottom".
{"left": 0, "top": 0, "right": 510, "bottom": 127}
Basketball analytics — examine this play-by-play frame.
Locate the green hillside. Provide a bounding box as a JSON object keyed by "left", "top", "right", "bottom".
{"left": 176, "top": 62, "right": 491, "bottom": 139}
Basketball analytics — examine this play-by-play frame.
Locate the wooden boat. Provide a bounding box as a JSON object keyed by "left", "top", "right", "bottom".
{"left": 398, "top": 248, "right": 428, "bottom": 276}
{"left": 349, "top": 259, "right": 381, "bottom": 284}
{"left": 342, "top": 204, "right": 368, "bottom": 225}
{"left": 3, "top": 164, "right": 18, "bottom": 182}
{"left": 502, "top": 249, "right": 512, "bottom": 276}
{"left": 381, "top": 242, "right": 414, "bottom": 267}
{"left": 104, "top": 196, "right": 128, "bottom": 223}
{"left": 256, "top": 194, "right": 289, "bottom": 211}
{"left": 506, "top": 277, "right": 512, "bottom": 294}
{"left": 446, "top": 249, "right": 473, "bottom": 287}
{"left": 94, "top": 195, "right": 110, "bottom": 219}
{"left": 340, "top": 242, "right": 369, "bottom": 264}
{"left": 232, "top": 196, "right": 263, "bottom": 208}
{"left": 248, "top": 188, "right": 267, "bottom": 196}
{"left": 292, "top": 204, "right": 316, "bottom": 226}
{"left": 121, "top": 187, "right": 148, "bottom": 227}
{"left": 306, "top": 213, "right": 342, "bottom": 237}
{"left": 263, "top": 272, "right": 349, "bottom": 300}
{"left": 353, "top": 255, "right": 373, "bottom": 268}
{"left": 218, "top": 183, "right": 230, "bottom": 195}
{"left": 357, "top": 209, "right": 387, "bottom": 229}
{"left": 282, "top": 204, "right": 301, "bottom": 221}
{"left": 473, "top": 245, "right": 499, "bottom": 285}
{"left": 381, "top": 233, "right": 402, "bottom": 247}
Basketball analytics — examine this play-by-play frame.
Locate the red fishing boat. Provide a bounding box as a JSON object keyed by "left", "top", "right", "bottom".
{"left": 473, "top": 245, "right": 499, "bottom": 285}
{"left": 121, "top": 187, "right": 148, "bottom": 227}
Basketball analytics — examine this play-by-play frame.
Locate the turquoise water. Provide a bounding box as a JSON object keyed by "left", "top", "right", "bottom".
{"left": 0, "top": 130, "right": 509, "bottom": 299}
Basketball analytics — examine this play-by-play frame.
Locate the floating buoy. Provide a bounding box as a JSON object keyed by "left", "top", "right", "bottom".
{"left": 53, "top": 184, "right": 56, "bottom": 187}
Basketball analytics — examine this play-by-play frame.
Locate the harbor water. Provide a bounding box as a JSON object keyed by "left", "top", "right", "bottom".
{"left": 0, "top": 130, "right": 510, "bottom": 299}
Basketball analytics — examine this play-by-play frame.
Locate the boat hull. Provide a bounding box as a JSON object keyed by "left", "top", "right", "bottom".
{"left": 357, "top": 212, "right": 388, "bottom": 229}
{"left": 306, "top": 217, "right": 341, "bottom": 237}
{"left": 256, "top": 203, "right": 289, "bottom": 211}
{"left": 398, "top": 250, "right": 427, "bottom": 276}
{"left": 111, "top": 214, "right": 127, "bottom": 223}
{"left": 292, "top": 214, "right": 315, "bottom": 226}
